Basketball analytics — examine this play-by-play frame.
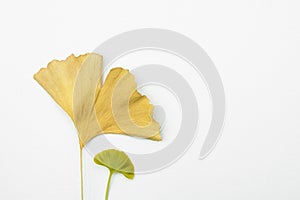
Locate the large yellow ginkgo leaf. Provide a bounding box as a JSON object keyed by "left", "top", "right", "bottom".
{"left": 34, "top": 53, "right": 161, "bottom": 145}
{"left": 95, "top": 67, "right": 161, "bottom": 141}
{"left": 34, "top": 54, "right": 89, "bottom": 120}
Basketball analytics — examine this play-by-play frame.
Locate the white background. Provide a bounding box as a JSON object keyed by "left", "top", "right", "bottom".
{"left": 0, "top": 0, "right": 300, "bottom": 200}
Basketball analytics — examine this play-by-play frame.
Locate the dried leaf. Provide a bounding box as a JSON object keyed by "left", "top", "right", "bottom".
{"left": 34, "top": 54, "right": 89, "bottom": 120}
{"left": 95, "top": 67, "right": 161, "bottom": 141}
{"left": 34, "top": 53, "right": 161, "bottom": 146}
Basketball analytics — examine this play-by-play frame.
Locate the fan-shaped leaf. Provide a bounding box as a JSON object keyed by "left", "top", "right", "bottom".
{"left": 94, "top": 149, "right": 134, "bottom": 179}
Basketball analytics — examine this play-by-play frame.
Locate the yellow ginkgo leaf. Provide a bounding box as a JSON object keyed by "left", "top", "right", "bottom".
{"left": 34, "top": 54, "right": 90, "bottom": 120}
{"left": 34, "top": 53, "right": 103, "bottom": 200}
{"left": 35, "top": 53, "right": 161, "bottom": 145}
{"left": 95, "top": 67, "right": 161, "bottom": 141}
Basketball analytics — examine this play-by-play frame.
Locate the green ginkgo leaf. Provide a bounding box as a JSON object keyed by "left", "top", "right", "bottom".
{"left": 94, "top": 149, "right": 135, "bottom": 200}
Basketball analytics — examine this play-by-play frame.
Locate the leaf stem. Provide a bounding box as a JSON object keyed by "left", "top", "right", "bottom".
{"left": 105, "top": 170, "right": 114, "bottom": 200}
{"left": 80, "top": 144, "right": 84, "bottom": 200}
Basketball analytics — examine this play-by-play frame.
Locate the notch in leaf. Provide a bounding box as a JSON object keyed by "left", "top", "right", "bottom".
{"left": 94, "top": 149, "right": 134, "bottom": 200}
